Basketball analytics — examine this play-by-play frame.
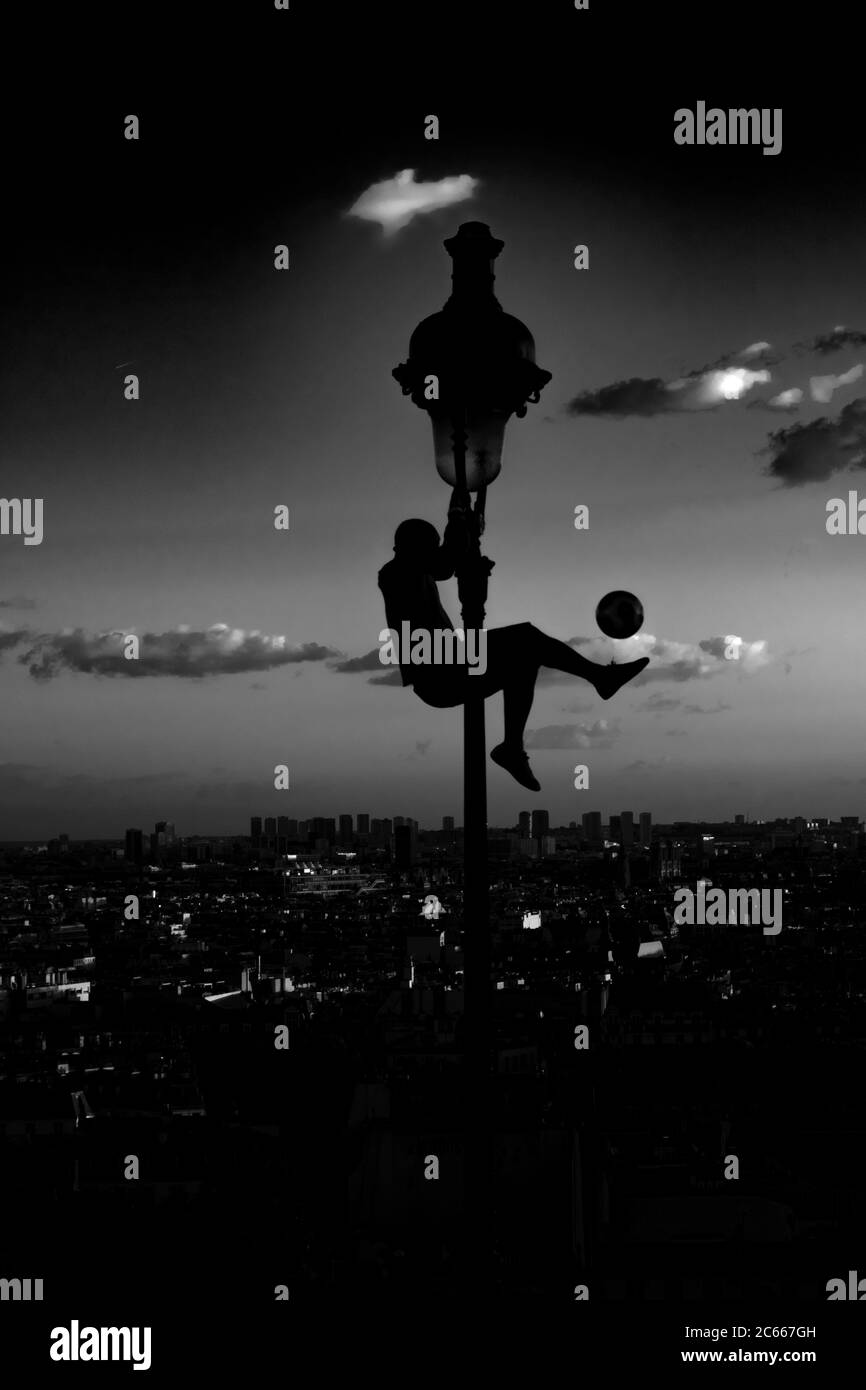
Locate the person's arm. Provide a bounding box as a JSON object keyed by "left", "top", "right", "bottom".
{"left": 431, "top": 488, "right": 474, "bottom": 578}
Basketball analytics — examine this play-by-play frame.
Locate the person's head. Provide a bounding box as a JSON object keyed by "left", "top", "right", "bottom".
{"left": 393, "top": 518, "right": 440, "bottom": 567}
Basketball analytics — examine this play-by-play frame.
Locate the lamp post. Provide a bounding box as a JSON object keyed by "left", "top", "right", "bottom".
{"left": 393, "top": 222, "right": 550, "bottom": 1282}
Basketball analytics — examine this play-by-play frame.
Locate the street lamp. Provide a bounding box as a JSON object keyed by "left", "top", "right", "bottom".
{"left": 393, "top": 221, "right": 550, "bottom": 1282}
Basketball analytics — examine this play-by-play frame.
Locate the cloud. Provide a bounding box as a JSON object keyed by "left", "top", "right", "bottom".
{"left": 558, "top": 631, "right": 772, "bottom": 686}
{"left": 0, "top": 626, "right": 31, "bottom": 653}
{"left": 696, "top": 637, "right": 770, "bottom": 674}
{"left": 682, "top": 700, "right": 732, "bottom": 714}
{"left": 809, "top": 363, "right": 863, "bottom": 403}
{"left": 566, "top": 343, "right": 775, "bottom": 418}
{"left": 415, "top": 739, "right": 431, "bottom": 756}
{"left": 346, "top": 168, "right": 478, "bottom": 234}
{"left": 761, "top": 396, "right": 866, "bottom": 486}
{"left": 0, "top": 595, "right": 36, "bottom": 609}
{"left": 636, "top": 694, "right": 682, "bottom": 713}
{"left": 623, "top": 756, "right": 672, "bottom": 773}
{"left": 566, "top": 376, "right": 676, "bottom": 417}
{"left": 368, "top": 669, "right": 403, "bottom": 687}
{"left": 800, "top": 327, "right": 866, "bottom": 355}
{"left": 524, "top": 719, "right": 619, "bottom": 750}
{"left": 560, "top": 698, "right": 595, "bottom": 714}
{"left": 15, "top": 625, "right": 340, "bottom": 681}
{"left": 748, "top": 387, "right": 802, "bottom": 412}
{"left": 330, "top": 648, "right": 383, "bottom": 674}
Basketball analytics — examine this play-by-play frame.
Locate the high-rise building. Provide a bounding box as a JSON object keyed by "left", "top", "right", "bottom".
{"left": 382, "top": 818, "right": 393, "bottom": 837}
{"left": 324, "top": 818, "right": 336, "bottom": 842}
{"left": 582, "top": 811, "right": 602, "bottom": 843}
{"left": 371, "top": 818, "right": 384, "bottom": 836}
{"left": 339, "top": 814, "right": 353, "bottom": 842}
{"left": 394, "top": 816, "right": 405, "bottom": 829}
{"left": 443, "top": 815, "right": 455, "bottom": 834}
{"left": 250, "top": 816, "right": 262, "bottom": 840}
{"left": 357, "top": 814, "right": 370, "bottom": 835}
{"left": 394, "top": 824, "right": 416, "bottom": 868}
{"left": 518, "top": 811, "right": 531, "bottom": 838}
{"left": 735, "top": 814, "right": 745, "bottom": 826}
{"left": 609, "top": 815, "right": 621, "bottom": 839}
{"left": 639, "top": 811, "right": 652, "bottom": 847}
{"left": 277, "top": 816, "right": 290, "bottom": 836}
{"left": 620, "top": 811, "right": 634, "bottom": 848}
{"left": 124, "top": 828, "right": 143, "bottom": 864}
{"left": 264, "top": 817, "right": 277, "bottom": 836}
{"left": 532, "top": 809, "right": 549, "bottom": 838}
{"left": 287, "top": 819, "right": 298, "bottom": 837}
{"left": 155, "top": 820, "right": 175, "bottom": 846}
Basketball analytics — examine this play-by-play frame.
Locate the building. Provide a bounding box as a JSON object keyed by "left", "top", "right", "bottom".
{"left": 443, "top": 816, "right": 454, "bottom": 835}
{"left": 532, "top": 809, "right": 549, "bottom": 838}
{"left": 250, "top": 816, "right": 262, "bottom": 842}
{"left": 264, "top": 817, "right": 277, "bottom": 837}
{"left": 394, "top": 824, "right": 416, "bottom": 868}
{"left": 124, "top": 828, "right": 143, "bottom": 864}
{"left": 357, "top": 814, "right": 370, "bottom": 835}
{"left": 620, "top": 812, "right": 634, "bottom": 848}
{"left": 582, "top": 811, "right": 602, "bottom": 845}
{"left": 610, "top": 815, "right": 621, "bottom": 840}
{"left": 339, "top": 814, "right": 354, "bottom": 843}
{"left": 518, "top": 811, "right": 531, "bottom": 838}
{"left": 639, "top": 811, "right": 652, "bottom": 847}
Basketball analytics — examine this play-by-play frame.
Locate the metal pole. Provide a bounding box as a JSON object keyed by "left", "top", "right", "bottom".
{"left": 451, "top": 415, "right": 492, "bottom": 1283}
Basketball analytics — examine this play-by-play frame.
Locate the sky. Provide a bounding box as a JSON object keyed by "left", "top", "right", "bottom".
{"left": 2, "top": 45, "right": 866, "bottom": 837}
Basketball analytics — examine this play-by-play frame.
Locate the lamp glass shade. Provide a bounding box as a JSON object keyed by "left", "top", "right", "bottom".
{"left": 431, "top": 411, "right": 508, "bottom": 492}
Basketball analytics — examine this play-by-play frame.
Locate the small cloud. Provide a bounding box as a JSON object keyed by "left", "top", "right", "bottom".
{"left": 809, "top": 363, "right": 863, "bottom": 403}
{"left": 415, "top": 739, "right": 431, "bottom": 756}
{"left": 665, "top": 729, "right": 687, "bottom": 738}
{"left": 567, "top": 352, "right": 773, "bottom": 418}
{"left": 748, "top": 387, "right": 802, "bottom": 412}
{"left": 560, "top": 698, "right": 595, "bottom": 714}
{"left": 16, "top": 625, "right": 340, "bottom": 681}
{"left": 346, "top": 168, "right": 478, "bottom": 235}
{"left": 761, "top": 396, "right": 866, "bottom": 487}
{"left": 636, "top": 694, "right": 682, "bottom": 714}
{"left": 800, "top": 327, "right": 866, "bottom": 355}
{"left": 368, "top": 669, "right": 403, "bottom": 687}
{"left": 682, "top": 700, "right": 732, "bottom": 714}
{"left": 525, "top": 719, "right": 619, "bottom": 750}
{"left": 623, "top": 756, "right": 672, "bottom": 773}
{"left": 0, "top": 595, "right": 37, "bottom": 610}
{"left": 331, "top": 648, "right": 383, "bottom": 674}
{"left": 567, "top": 632, "right": 772, "bottom": 686}
{"left": 0, "top": 626, "right": 32, "bottom": 653}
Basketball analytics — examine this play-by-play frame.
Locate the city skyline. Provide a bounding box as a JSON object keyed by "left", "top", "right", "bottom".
{"left": 8, "top": 804, "right": 864, "bottom": 846}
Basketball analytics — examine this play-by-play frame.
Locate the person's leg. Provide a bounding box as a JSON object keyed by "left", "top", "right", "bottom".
{"left": 487, "top": 623, "right": 648, "bottom": 700}
{"left": 484, "top": 624, "right": 649, "bottom": 792}
{"left": 502, "top": 671, "right": 536, "bottom": 749}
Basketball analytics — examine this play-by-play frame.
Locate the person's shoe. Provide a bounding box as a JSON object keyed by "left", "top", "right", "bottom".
{"left": 490, "top": 743, "right": 541, "bottom": 791}
{"left": 594, "top": 656, "right": 650, "bottom": 700}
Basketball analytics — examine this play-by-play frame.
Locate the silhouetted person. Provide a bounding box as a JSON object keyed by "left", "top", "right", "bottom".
{"left": 378, "top": 491, "right": 649, "bottom": 790}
